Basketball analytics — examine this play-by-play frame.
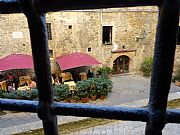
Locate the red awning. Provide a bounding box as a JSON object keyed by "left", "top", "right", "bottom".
{"left": 56, "top": 52, "right": 101, "bottom": 70}
{"left": 0, "top": 54, "right": 34, "bottom": 71}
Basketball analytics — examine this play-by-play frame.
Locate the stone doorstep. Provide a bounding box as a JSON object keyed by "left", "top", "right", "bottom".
{"left": 1, "top": 92, "right": 180, "bottom": 135}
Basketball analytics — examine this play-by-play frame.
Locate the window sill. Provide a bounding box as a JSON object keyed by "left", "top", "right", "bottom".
{"left": 103, "top": 43, "right": 112, "bottom": 45}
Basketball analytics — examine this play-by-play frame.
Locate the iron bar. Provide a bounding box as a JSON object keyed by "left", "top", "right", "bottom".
{"left": 1, "top": 99, "right": 180, "bottom": 124}
{"left": 0, "top": 0, "right": 21, "bottom": 13}
{"left": 0, "top": 0, "right": 159, "bottom": 14}
{"left": 19, "top": 0, "right": 58, "bottom": 134}
{"left": 40, "top": 0, "right": 159, "bottom": 13}
{"left": 0, "top": 0, "right": 180, "bottom": 135}
{"left": 53, "top": 102, "right": 149, "bottom": 122}
{"left": 0, "top": 98, "right": 37, "bottom": 112}
{"left": 145, "top": 0, "right": 180, "bottom": 134}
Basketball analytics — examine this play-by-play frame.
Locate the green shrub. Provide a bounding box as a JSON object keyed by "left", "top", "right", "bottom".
{"left": 140, "top": 57, "right": 153, "bottom": 77}
{"left": 54, "top": 84, "right": 71, "bottom": 101}
{"left": 76, "top": 80, "right": 91, "bottom": 92}
{"left": 29, "top": 89, "right": 38, "bottom": 100}
{"left": 76, "top": 77, "right": 113, "bottom": 99}
{"left": 97, "top": 88, "right": 108, "bottom": 96}
{"left": 0, "top": 90, "right": 5, "bottom": 98}
{"left": 1, "top": 89, "right": 38, "bottom": 100}
{"left": 16, "top": 91, "right": 28, "bottom": 99}
{"left": 76, "top": 80, "right": 91, "bottom": 99}
{"left": 3, "top": 91, "right": 17, "bottom": 99}
{"left": 94, "top": 77, "right": 113, "bottom": 95}
{"left": 90, "top": 89, "right": 97, "bottom": 96}
{"left": 78, "top": 91, "right": 89, "bottom": 98}
{"left": 97, "top": 67, "right": 112, "bottom": 78}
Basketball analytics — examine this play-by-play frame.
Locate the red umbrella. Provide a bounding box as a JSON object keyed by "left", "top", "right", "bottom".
{"left": 56, "top": 52, "right": 101, "bottom": 70}
{"left": 0, "top": 54, "right": 33, "bottom": 71}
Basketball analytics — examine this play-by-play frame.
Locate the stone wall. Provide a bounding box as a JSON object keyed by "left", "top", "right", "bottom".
{"left": 0, "top": 14, "right": 31, "bottom": 57}
{"left": 0, "top": 6, "right": 179, "bottom": 74}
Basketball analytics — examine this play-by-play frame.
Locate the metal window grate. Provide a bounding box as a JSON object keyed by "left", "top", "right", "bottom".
{"left": 0, "top": 0, "right": 179, "bottom": 135}
{"left": 46, "top": 23, "right": 52, "bottom": 40}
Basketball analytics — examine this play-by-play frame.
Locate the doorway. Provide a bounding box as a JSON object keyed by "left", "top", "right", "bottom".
{"left": 113, "top": 55, "right": 130, "bottom": 74}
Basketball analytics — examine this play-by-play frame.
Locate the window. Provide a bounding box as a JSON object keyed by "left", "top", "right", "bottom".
{"left": 68, "top": 25, "right": 72, "bottom": 29}
{"left": 46, "top": 23, "right": 52, "bottom": 40}
{"left": 177, "top": 26, "right": 180, "bottom": 45}
{"left": 88, "top": 47, "right": 91, "bottom": 52}
{"left": 102, "top": 26, "right": 112, "bottom": 45}
{"left": 49, "top": 49, "right": 53, "bottom": 58}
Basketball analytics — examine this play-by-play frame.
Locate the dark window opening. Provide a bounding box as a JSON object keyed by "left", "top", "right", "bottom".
{"left": 177, "top": 26, "right": 180, "bottom": 45}
{"left": 68, "top": 25, "right": 72, "bottom": 29}
{"left": 103, "top": 26, "right": 112, "bottom": 45}
{"left": 88, "top": 47, "right": 91, "bottom": 52}
{"left": 46, "top": 23, "right": 52, "bottom": 40}
{"left": 49, "top": 49, "right": 53, "bottom": 58}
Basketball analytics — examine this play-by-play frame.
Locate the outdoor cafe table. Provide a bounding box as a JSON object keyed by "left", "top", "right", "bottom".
{"left": 64, "top": 81, "right": 76, "bottom": 101}
{"left": 17, "top": 86, "right": 30, "bottom": 91}
{"left": 64, "top": 81, "right": 76, "bottom": 91}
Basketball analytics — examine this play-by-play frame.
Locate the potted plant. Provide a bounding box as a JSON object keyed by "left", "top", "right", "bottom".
{"left": 94, "top": 77, "right": 113, "bottom": 100}
{"left": 97, "top": 67, "right": 113, "bottom": 78}
{"left": 87, "top": 80, "right": 97, "bottom": 101}
{"left": 76, "top": 80, "right": 91, "bottom": 103}
{"left": 79, "top": 91, "right": 89, "bottom": 103}
{"left": 70, "top": 95, "right": 80, "bottom": 103}
{"left": 54, "top": 84, "right": 71, "bottom": 102}
{"left": 97, "top": 88, "right": 108, "bottom": 100}
{"left": 90, "top": 89, "right": 97, "bottom": 101}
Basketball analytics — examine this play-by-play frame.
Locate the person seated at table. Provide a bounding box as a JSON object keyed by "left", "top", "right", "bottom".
{"left": 13, "top": 76, "right": 19, "bottom": 90}
{"left": 7, "top": 82, "right": 15, "bottom": 92}
{"left": 6, "top": 73, "right": 14, "bottom": 82}
{"left": 54, "top": 75, "right": 60, "bottom": 85}
{"left": 29, "top": 78, "right": 36, "bottom": 89}
{"left": 20, "top": 79, "right": 28, "bottom": 87}
{"left": 87, "top": 69, "right": 94, "bottom": 78}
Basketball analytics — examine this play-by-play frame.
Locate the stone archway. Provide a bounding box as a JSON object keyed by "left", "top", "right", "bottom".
{"left": 113, "top": 55, "right": 130, "bottom": 74}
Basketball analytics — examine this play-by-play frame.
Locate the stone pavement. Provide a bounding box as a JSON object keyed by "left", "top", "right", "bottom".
{"left": 69, "top": 92, "right": 180, "bottom": 135}
{"left": 70, "top": 121, "right": 180, "bottom": 135}
{"left": 0, "top": 75, "right": 180, "bottom": 134}
{"left": 1, "top": 92, "right": 180, "bottom": 135}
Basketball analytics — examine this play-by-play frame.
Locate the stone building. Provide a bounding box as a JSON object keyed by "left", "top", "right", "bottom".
{"left": 0, "top": 6, "right": 179, "bottom": 74}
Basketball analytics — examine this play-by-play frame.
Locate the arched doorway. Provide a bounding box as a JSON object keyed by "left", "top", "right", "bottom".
{"left": 113, "top": 55, "right": 130, "bottom": 74}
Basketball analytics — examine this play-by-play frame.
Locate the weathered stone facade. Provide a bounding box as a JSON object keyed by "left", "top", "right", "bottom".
{"left": 0, "top": 6, "right": 179, "bottom": 74}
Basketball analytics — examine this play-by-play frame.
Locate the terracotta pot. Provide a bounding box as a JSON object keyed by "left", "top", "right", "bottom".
{"left": 70, "top": 99, "right": 76, "bottom": 103}
{"left": 99, "top": 95, "right": 106, "bottom": 100}
{"left": 64, "top": 99, "right": 70, "bottom": 103}
{"left": 81, "top": 97, "right": 89, "bottom": 103}
{"left": 175, "top": 81, "right": 180, "bottom": 87}
{"left": 90, "top": 96, "right": 97, "bottom": 101}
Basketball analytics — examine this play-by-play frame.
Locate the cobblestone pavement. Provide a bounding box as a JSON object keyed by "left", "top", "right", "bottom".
{"left": 0, "top": 75, "right": 180, "bottom": 134}
{"left": 69, "top": 121, "right": 180, "bottom": 135}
